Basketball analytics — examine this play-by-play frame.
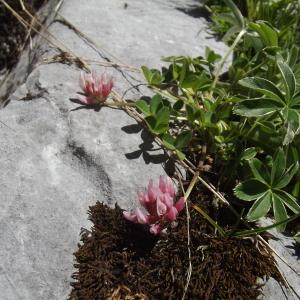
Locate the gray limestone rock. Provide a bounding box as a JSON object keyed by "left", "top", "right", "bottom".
{"left": 259, "top": 218, "right": 300, "bottom": 300}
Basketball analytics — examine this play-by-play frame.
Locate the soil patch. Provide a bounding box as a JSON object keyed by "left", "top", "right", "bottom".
{"left": 69, "top": 199, "right": 282, "bottom": 299}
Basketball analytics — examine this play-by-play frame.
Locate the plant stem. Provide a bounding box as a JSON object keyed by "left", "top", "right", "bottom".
{"left": 192, "top": 203, "right": 226, "bottom": 236}
{"left": 209, "top": 29, "right": 246, "bottom": 99}
{"left": 105, "top": 100, "right": 135, "bottom": 107}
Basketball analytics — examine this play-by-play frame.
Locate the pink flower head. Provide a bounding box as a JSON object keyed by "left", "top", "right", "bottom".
{"left": 123, "top": 176, "right": 185, "bottom": 235}
{"left": 78, "top": 70, "right": 114, "bottom": 105}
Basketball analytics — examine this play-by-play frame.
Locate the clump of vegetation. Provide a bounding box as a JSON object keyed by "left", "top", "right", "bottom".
{"left": 135, "top": 0, "right": 300, "bottom": 239}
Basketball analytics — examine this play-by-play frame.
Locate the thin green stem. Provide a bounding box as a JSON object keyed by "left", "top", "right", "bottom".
{"left": 209, "top": 29, "right": 246, "bottom": 99}
{"left": 192, "top": 203, "right": 226, "bottom": 236}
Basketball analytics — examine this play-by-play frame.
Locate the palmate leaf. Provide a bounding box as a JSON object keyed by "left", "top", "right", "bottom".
{"left": 233, "top": 98, "right": 282, "bottom": 117}
{"left": 236, "top": 61, "right": 300, "bottom": 144}
{"left": 236, "top": 148, "right": 300, "bottom": 229}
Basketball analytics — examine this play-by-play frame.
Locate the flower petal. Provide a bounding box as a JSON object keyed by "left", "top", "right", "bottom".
{"left": 136, "top": 208, "right": 149, "bottom": 224}
{"left": 149, "top": 223, "right": 161, "bottom": 235}
{"left": 78, "top": 70, "right": 113, "bottom": 105}
{"left": 147, "top": 179, "right": 158, "bottom": 202}
{"left": 159, "top": 176, "right": 168, "bottom": 193}
{"left": 123, "top": 211, "right": 137, "bottom": 223}
{"left": 138, "top": 191, "right": 147, "bottom": 207}
{"left": 165, "top": 206, "right": 178, "bottom": 221}
{"left": 162, "top": 193, "right": 174, "bottom": 208}
{"left": 174, "top": 197, "right": 185, "bottom": 212}
{"left": 157, "top": 196, "right": 167, "bottom": 216}
{"left": 159, "top": 176, "right": 175, "bottom": 196}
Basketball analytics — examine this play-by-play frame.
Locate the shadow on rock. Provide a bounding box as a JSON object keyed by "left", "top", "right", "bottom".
{"left": 176, "top": 4, "right": 210, "bottom": 20}
{"left": 122, "top": 123, "right": 176, "bottom": 177}
{"left": 122, "top": 124, "right": 167, "bottom": 164}
{"left": 69, "top": 98, "right": 103, "bottom": 112}
{"left": 286, "top": 242, "right": 300, "bottom": 260}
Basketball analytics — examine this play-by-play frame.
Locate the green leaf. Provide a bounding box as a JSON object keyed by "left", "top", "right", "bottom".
{"left": 181, "top": 74, "right": 210, "bottom": 91}
{"left": 175, "top": 149, "right": 186, "bottom": 161}
{"left": 150, "top": 94, "right": 162, "bottom": 115}
{"left": 145, "top": 115, "right": 169, "bottom": 134}
{"left": 277, "top": 60, "right": 296, "bottom": 100}
{"left": 234, "top": 179, "right": 268, "bottom": 201}
{"left": 288, "top": 45, "right": 299, "bottom": 67}
{"left": 154, "top": 123, "right": 169, "bottom": 134}
{"left": 146, "top": 107, "right": 170, "bottom": 134}
{"left": 271, "top": 148, "right": 286, "bottom": 186}
{"left": 272, "top": 192, "right": 288, "bottom": 231}
{"left": 216, "top": 12, "right": 238, "bottom": 26}
{"left": 234, "top": 98, "right": 282, "bottom": 117}
{"left": 283, "top": 109, "right": 300, "bottom": 145}
{"left": 144, "top": 115, "right": 156, "bottom": 132}
{"left": 174, "top": 131, "right": 192, "bottom": 150}
{"left": 230, "top": 212, "right": 300, "bottom": 237}
{"left": 240, "top": 147, "right": 257, "bottom": 160}
{"left": 205, "top": 47, "right": 221, "bottom": 64}
{"left": 186, "top": 104, "right": 196, "bottom": 122}
{"left": 173, "top": 100, "right": 184, "bottom": 111}
{"left": 141, "top": 66, "right": 152, "bottom": 83}
{"left": 135, "top": 100, "right": 150, "bottom": 116}
{"left": 249, "top": 158, "right": 270, "bottom": 184}
{"left": 275, "top": 162, "right": 299, "bottom": 189}
{"left": 247, "top": 191, "right": 272, "bottom": 221}
{"left": 141, "top": 66, "right": 163, "bottom": 85}
{"left": 276, "top": 190, "right": 300, "bottom": 213}
{"left": 223, "top": 25, "right": 241, "bottom": 42}
{"left": 161, "top": 133, "right": 176, "bottom": 150}
{"left": 223, "top": 0, "right": 245, "bottom": 29}
{"left": 239, "top": 77, "right": 284, "bottom": 103}
{"left": 156, "top": 107, "right": 170, "bottom": 126}
{"left": 295, "top": 233, "right": 300, "bottom": 243}
{"left": 179, "top": 60, "right": 188, "bottom": 85}
{"left": 249, "top": 22, "right": 278, "bottom": 47}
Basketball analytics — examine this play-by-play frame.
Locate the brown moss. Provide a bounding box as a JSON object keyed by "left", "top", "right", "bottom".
{"left": 69, "top": 201, "right": 282, "bottom": 300}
